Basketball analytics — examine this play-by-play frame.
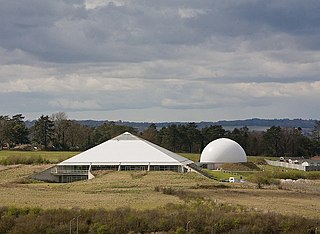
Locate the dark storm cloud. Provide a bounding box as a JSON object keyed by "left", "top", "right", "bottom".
{"left": 235, "top": 0, "right": 320, "bottom": 35}
{"left": 0, "top": 0, "right": 319, "bottom": 121}
{"left": 1, "top": 0, "right": 319, "bottom": 63}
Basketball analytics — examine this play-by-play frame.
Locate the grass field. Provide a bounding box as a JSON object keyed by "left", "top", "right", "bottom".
{"left": 0, "top": 165, "right": 210, "bottom": 210}
{"left": 179, "top": 153, "right": 200, "bottom": 162}
{"left": 0, "top": 151, "right": 319, "bottom": 221}
{"left": 0, "top": 150, "right": 79, "bottom": 164}
{"left": 0, "top": 163, "right": 320, "bottom": 219}
{"left": 204, "top": 169, "right": 243, "bottom": 181}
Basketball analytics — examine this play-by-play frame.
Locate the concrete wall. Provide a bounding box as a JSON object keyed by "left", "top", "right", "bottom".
{"left": 31, "top": 166, "right": 59, "bottom": 182}
{"left": 207, "top": 163, "right": 223, "bottom": 170}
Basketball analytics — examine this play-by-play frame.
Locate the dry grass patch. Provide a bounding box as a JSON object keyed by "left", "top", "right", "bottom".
{"left": 194, "top": 185, "right": 320, "bottom": 219}
{"left": 1, "top": 165, "right": 320, "bottom": 220}
{"left": 0, "top": 166, "right": 212, "bottom": 210}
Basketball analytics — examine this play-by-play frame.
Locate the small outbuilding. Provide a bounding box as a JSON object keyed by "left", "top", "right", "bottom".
{"left": 200, "top": 138, "right": 247, "bottom": 170}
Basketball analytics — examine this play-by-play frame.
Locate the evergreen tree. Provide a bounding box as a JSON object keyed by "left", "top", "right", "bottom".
{"left": 0, "top": 115, "right": 10, "bottom": 145}
{"left": 183, "top": 123, "right": 201, "bottom": 153}
{"left": 32, "top": 115, "right": 55, "bottom": 149}
{"left": 9, "top": 114, "right": 30, "bottom": 145}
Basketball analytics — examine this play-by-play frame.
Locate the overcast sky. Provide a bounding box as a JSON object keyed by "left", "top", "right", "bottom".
{"left": 1, "top": 0, "right": 319, "bottom": 122}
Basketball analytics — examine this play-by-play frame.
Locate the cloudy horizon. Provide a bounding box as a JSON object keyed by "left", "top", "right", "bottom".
{"left": 1, "top": 0, "right": 320, "bottom": 122}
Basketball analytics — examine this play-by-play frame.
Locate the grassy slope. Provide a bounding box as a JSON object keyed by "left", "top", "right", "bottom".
{"left": 0, "top": 151, "right": 320, "bottom": 219}
{"left": 0, "top": 164, "right": 320, "bottom": 219}
{"left": 0, "top": 165, "right": 210, "bottom": 210}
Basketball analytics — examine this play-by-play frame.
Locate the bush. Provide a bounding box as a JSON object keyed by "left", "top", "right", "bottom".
{"left": 247, "top": 172, "right": 278, "bottom": 189}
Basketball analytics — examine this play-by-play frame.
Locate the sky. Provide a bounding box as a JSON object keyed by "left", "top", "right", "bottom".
{"left": 1, "top": 0, "right": 320, "bottom": 122}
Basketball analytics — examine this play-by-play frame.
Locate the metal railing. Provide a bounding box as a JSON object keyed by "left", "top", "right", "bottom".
{"left": 51, "top": 168, "right": 88, "bottom": 175}
{"left": 186, "top": 163, "right": 216, "bottom": 180}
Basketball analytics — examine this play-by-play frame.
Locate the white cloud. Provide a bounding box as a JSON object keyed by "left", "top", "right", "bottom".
{"left": 85, "top": 0, "right": 126, "bottom": 9}
{"left": 49, "top": 99, "right": 101, "bottom": 110}
{"left": 178, "top": 8, "right": 206, "bottom": 19}
{"left": 0, "top": 0, "right": 319, "bottom": 121}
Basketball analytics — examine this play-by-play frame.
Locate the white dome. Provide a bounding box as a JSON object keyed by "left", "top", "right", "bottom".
{"left": 200, "top": 138, "right": 247, "bottom": 163}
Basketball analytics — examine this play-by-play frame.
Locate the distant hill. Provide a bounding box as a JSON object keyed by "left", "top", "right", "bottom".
{"left": 25, "top": 118, "right": 317, "bottom": 133}
{"left": 75, "top": 118, "right": 317, "bottom": 134}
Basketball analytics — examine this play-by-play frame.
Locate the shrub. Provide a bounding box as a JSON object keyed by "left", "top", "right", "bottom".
{"left": 247, "top": 172, "right": 275, "bottom": 189}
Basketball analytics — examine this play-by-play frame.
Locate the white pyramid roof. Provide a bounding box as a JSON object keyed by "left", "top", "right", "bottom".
{"left": 59, "top": 132, "right": 193, "bottom": 166}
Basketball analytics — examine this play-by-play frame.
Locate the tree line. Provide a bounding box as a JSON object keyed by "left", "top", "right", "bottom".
{"left": 0, "top": 113, "right": 320, "bottom": 157}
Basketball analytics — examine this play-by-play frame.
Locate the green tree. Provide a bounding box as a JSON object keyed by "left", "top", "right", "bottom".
{"left": 158, "top": 125, "right": 179, "bottom": 152}
{"left": 93, "top": 122, "right": 137, "bottom": 145}
{"left": 32, "top": 115, "right": 55, "bottom": 149}
{"left": 263, "top": 126, "right": 283, "bottom": 156}
{"left": 312, "top": 120, "right": 320, "bottom": 142}
{"left": 0, "top": 115, "right": 10, "bottom": 145}
{"left": 141, "top": 123, "right": 158, "bottom": 144}
{"left": 8, "top": 114, "right": 29, "bottom": 145}
{"left": 247, "top": 172, "right": 273, "bottom": 189}
{"left": 63, "top": 120, "right": 93, "bottom": 150}
{"left": 201, "top": 125, "right": 227, "bottom": 151}
{"left": 229, "top": 126, "right": 249, "bottom": 151}
{"left": 0, "top": 114, "right": 29, "bottom": 146}
{"left": 311, "top": 121, "right": 320, "bottom": 155}
{"left": 246, "top": 131, "right": 264, "bottom": 156}
{"left": 51, "top": 113, "right": 94, "bottom": 151}
{"left": 182, "top": 123, "right": 201, "bottom": 153}
{"left": 52, "top": 114, "right": 68, "bottom": 150}
{"left": 263, "top": 126, "right": 311, "bottom": 157}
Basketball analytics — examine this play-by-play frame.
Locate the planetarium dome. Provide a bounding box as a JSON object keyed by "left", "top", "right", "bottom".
{"left": 200, "top": 138, "right": 247, "bottom": 164}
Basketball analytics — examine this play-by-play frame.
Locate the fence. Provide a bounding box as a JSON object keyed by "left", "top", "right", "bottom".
{"left": 265, "top": 160, "right": 306, "bottom": 171}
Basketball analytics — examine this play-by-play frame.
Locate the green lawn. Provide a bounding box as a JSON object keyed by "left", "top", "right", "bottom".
{"left": 178, "top": 153, "right": 200, "bottom": 162}
{"left": 204, "top": 169, "right": 243, "bottom": 181}
{"left": 0, "top": 150, "right": 79, "bottom": 163}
